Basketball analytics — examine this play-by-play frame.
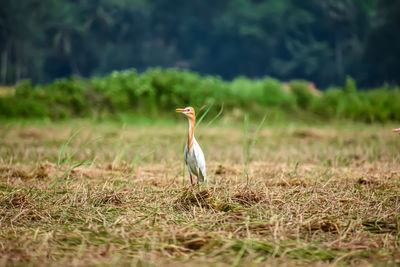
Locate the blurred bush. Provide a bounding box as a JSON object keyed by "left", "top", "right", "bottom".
{"left": 0, "top": 68, "right": 399, "bottom": 123}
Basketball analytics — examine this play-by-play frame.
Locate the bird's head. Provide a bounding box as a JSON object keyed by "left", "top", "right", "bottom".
{"left": 393, "top": 128, "right": 400, "bottom": 134}
{"left": 176, "top": 106, "right": 195, "bottom": 120}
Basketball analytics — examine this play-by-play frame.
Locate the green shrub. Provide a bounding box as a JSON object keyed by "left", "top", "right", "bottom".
{"left": 0, "top": 69, "right": 399, "bottom": 123}
{"left": 290, "top": 80, "right": 314, "bottom": 110}
{"left": 261, "top": 78, "right": 295, "bottom": 109}
{"left": 344, "top": 76, "right": 357, "bottom": 94}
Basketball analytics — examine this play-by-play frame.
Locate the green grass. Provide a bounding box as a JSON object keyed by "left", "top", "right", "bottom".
{"left": 0, "top": 119, "right": 399, "bottom": 266}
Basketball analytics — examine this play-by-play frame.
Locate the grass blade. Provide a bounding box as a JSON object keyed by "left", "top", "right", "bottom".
{"left": 242, "top": 113, "right": 268, "bottom": 182}
{"left": 57, "top": 129, "right": 81, "bottom": 168}
{"left": 195, "top": 103, "right": 213, "bottom": 129}
{"left": 51, "top": 160, "right": 93, "bottom": 189}
{"left": 197, "top": 104, "right": 224, "bottom": 139}
{"left": 204, "top": 103, "right": 224, "bottom": 129}
{"left": 249, "top": 113, "right": 268, "bottom": 153}
{"left": 243, "top": 113, "right": 250, "bottom": 180}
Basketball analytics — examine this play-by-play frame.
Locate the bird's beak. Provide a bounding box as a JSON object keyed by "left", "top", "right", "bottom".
{"left": 393, "top": 128, "right": 400, "bottom": 133}
{"left": 176, "top": 108, "right": 185, "bottom": 113}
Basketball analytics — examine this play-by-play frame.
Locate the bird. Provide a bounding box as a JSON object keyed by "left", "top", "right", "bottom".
{"left": 176, "top": 107, "right": 207, "bottom": 184}
{"left": 393, "top": 128, "right": 400, "bottom": 134}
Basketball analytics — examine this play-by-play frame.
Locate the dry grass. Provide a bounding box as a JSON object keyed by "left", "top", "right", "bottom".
{"left": 0, "top": 120, "right": 399, "bottom": 266}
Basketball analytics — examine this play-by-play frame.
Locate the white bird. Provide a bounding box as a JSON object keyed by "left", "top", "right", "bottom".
{"left": 393, "top": 128, "right": 400, "bottom": 134}
{"left": 176, "top": 107, "right": 207, "bottom": 184}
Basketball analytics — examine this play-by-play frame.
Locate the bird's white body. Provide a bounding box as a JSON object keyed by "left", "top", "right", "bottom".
{"left": 184, "top": 136, "right": 207, "bottom": 184}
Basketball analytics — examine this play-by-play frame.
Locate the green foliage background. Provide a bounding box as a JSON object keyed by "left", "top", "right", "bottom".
{"left": 1, "top": 69, "right": 399, "bottom": 123}
{"left": 1, "top": 0, "right": 400, "bottom": 88}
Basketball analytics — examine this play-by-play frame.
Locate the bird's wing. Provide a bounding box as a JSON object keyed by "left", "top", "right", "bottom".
{"left": 193, "top": 141, "right": 206, "bottom": 180}
{"left": 184, "top": 144, "right": 195, "bottom": 176}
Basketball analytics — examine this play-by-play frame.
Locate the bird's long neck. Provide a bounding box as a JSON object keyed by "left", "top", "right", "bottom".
{"left": 187, "top": 117, "right": 195, "bottom": 152}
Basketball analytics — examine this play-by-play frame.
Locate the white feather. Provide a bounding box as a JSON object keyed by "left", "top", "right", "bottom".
{"left": 184, "top": 137, "right": 207, "bottom": 183}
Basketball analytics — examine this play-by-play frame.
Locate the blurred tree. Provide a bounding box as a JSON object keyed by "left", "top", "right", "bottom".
{"left": 365, "top": 0, "right": 400, "bottom": 86}
{"left": 0, "top": 0, "right": 397, "bottom": 88}
{"left": 0, "top": 0, "right": 53, "bottom": 83}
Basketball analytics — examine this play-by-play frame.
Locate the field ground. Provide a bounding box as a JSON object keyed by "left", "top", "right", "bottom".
{"left": 0, "top": 119, "right": 399, "bottom": 266}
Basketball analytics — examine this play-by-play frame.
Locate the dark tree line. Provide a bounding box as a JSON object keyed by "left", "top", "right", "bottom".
{"left": 0, "top": 0, "right": 399, "bottom": 88}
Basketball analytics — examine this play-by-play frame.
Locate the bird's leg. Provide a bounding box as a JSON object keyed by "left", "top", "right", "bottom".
{"left": 187, "top": 165, "right": 194, "bottom": 185}
{"left": 189, "top": 173, "right": 193, "bottom": 185}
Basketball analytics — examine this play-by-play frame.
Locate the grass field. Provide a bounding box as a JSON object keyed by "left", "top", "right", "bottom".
{"left": 0, "top": 119, "right": 399, "bottom": 266}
